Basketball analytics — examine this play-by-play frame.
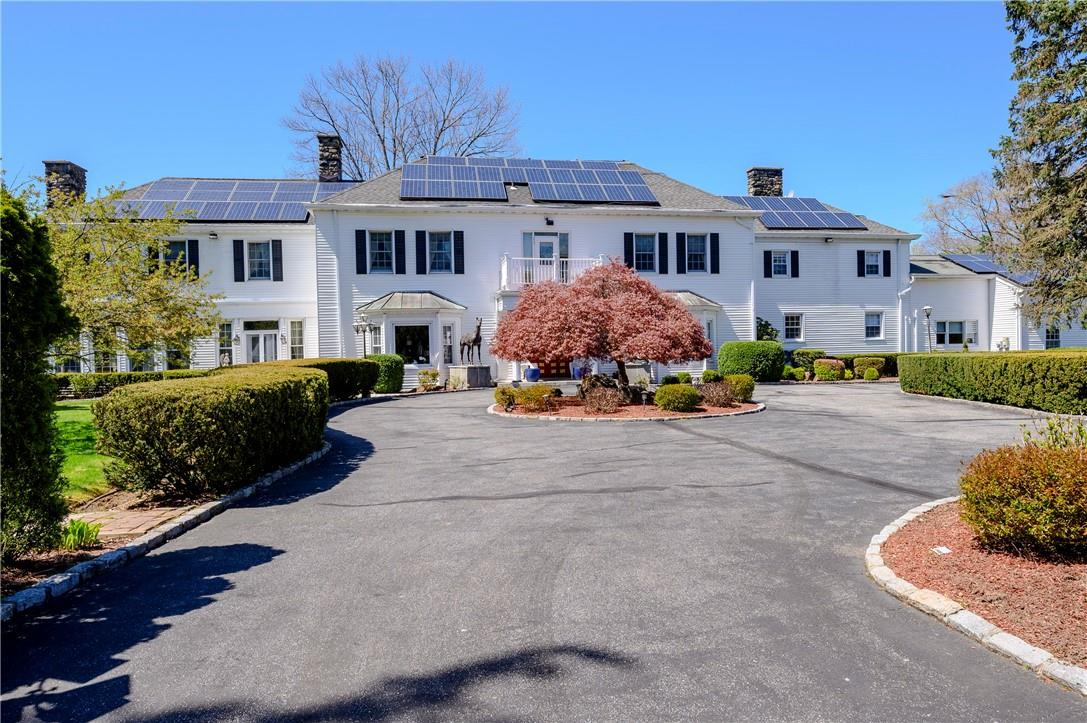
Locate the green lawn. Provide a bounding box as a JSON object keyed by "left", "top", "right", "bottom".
{"left": 55, "top": 399, "right": 115, "bottom": 503}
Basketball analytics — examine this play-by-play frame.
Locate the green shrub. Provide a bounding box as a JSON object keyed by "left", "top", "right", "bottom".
{"left": 370, "top": 354, "right": 405, "bottom": 393}
{"left": 57, "top": 370, "right": 214, "bottom": 399}
{"left": 830, "top": 353, "right": 901, "bottom": 376}
{"left": 584, "top": 387, "right": 622, "bottom": 414}
{"left": 268, "top": 358, "right": 378, "bottom": 401}
{"left": 700, "top": 369, "right": 722, "bottom": 383}
{"left": 676, "top": 371, "right": 692, "bottom": 385}
{"left": 898, "top": 351, "right": 1087, "bottom": 414}
{"left": 61, "top": 518, "right": 102, "bottom": 551}
{"left": 495, "top": 386, "right": 516, "bottom": 411}
{"left": 780, "top": 365, "right": 795, "bottom": 381}
{"left": 654, "top": 384, "right": 702, "bottom": 412}
{"left": 863, "top": 367, "right": 880, "bottom": 381}
{"left": 723, "top": 374, "right": 755, "bottom": 403}
{"left": 94, "top": 366, "right": 329, "bottom": 498}
{"left": 790, "top": 349, "right": 825, "bottom": 374}
{"left": 699, "top": 382, "right": 736, "bottom": 407}
{"left": 844, "top": 369, "right": 855, "bottom": 380}
{"left": 960, "top": 443, "right": 1087, "bottom": 556}
{"left": 852, "top": 357, "right": 887, "bottom": 376}
{"left": 813, "top": 359, "right": 845, "bottom": 381}
{"left": 660, "top": 375, "right": 680, "bottom": 385}
{"left": 416, "top": 368, "right": 441, "bottom": 391}
{"left": 717, "top": 341, "right": 785, "bottom": 382}
{"left": 791, "top": 367, "right": 807, "bottom": 381}
{"left": 1023, "top": 416, "right": 1087, "bottom": 449}
{"left": 513, "top": 385, "right": 554, "bottom": 412}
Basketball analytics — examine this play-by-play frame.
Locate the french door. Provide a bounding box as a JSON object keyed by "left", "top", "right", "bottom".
{"left": 246, "top": 332, "right": 279, "bottom": 363}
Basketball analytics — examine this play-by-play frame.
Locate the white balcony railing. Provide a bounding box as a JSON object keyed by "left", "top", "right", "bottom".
{"left": 500, "top": 255, "right": 604, "bottom": 291}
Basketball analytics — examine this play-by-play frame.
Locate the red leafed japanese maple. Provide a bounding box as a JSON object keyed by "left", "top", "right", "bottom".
{"left": 491, "top": 260, "right": 713, "bottom": 386}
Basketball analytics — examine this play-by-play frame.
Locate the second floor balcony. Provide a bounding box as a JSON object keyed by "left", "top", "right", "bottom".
{"left": 499, "top": 254, "right": 605, "bottom": 291}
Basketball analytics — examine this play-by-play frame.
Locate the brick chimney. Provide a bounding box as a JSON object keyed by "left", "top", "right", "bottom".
{"left": 43, "top": 160, "right": 87, "bottom": 206}
{"left": 317, "top": 134, "right": 343, "bottom": 182}
{"left": 746, "top": 167, "right": 783, "bottom": 197}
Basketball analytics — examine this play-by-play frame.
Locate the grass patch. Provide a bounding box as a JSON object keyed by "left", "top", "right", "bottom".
{"left": 55, "top": 399, "right": 114, "bottom": 503}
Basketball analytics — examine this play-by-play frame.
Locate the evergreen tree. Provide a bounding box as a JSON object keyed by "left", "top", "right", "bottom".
{"left": 995, "top": 0, "right": 1087, "bottom": 323}
{"left": 1, "top": 187, "right": 78, "bottom": 560}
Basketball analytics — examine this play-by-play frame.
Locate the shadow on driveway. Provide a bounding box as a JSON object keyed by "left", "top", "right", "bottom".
{"left": 1, "top": 543, "right": 284, "bottom": 723}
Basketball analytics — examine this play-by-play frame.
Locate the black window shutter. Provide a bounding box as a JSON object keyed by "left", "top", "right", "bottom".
{"left": 857, "top": 249, "right": 866, "bottom": 277}
{"left": 763, "top": 250, "right": 772, "bottom": 278}
{"left": 187, "top": 239, "right": 199, "bottom": 276}
{"left": 233, "top": 239, "right": 244, "bottom": 281}
{"left": 453, "top": 231, "right": 465, "bottom": 274}
{"left": 415, "top": 231, "right": 427, "bottom": 274}
{"left": 790, "top": 249, "right": 799, "bottom": 278}
{"left": 709, "top": 233, "right": 720, "bottom": 274}
{"left": 355, "top": 230, "right": 367, "bottom": 274}
{"left": 883, "top": 249, "right": 892, "bottom": 277}
{"left": 623, "top": 233, "right": 634, "bottom": 268}
{"left": 271, "top": 239, "right": 283, "bottom": 281}
{"left": 658, "top": 233, "right": 668, "bottom": 274}
{"left": 676, "top": 233, "right": 687, "bottom": 274}
{"left": 394, "top": 230, "right": 406, "bottom": 274}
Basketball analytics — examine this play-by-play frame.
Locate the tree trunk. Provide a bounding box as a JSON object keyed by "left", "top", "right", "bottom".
{"left": 615, "top": 359, "right": 629, "bottom": 387}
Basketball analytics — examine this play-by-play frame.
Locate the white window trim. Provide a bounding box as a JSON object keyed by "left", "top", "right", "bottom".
{"left": 428, "top": 231, "right": 454, "bottom": 274}
{"left": 633, "top": 232, "right": 656, "bottom": 273}
{"left": 772, "top": 250, "right": 790, "bottom": 278}
{"left": 686, "top": 232, "right": 709, "bottom": 273}
{"left": 783, "top": 313, "right": 804, "bottom": 341}
{"left": 369, "top": 230, "right": 395, "bottom": 274}
{"left": 934, "top": 319, "right": 977, "bottom": 347}
{"left": 864, "top": 250, "right": 882, "bottom": 277}
{"left": 247, "top": 240, "right": 273, "bottom": 281}
{"left": 1045, "top": 324, "right": 1061, "bottom": 349}
{"left": 864, "top": 311, "right": 884, "bottom": 340}
{"left": 289, "top": 319, "right": 305, "bottom": 359}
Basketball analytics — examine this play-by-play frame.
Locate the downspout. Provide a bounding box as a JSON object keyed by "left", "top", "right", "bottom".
{"left": 897, "top": 279, "right": 913, "bottom": 353}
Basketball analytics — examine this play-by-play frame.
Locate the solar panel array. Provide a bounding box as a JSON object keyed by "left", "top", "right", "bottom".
{"left": 723, "top": 195, "right": 868, "bottom": 230}
{"left": 114, "top": 179, "right": 358, "bottom": 222}
{"left": 944, "top": 253, "right": 1034, "bottom": 284}
{"left": 400, "top": 157, "right": 659, "bottom": 205}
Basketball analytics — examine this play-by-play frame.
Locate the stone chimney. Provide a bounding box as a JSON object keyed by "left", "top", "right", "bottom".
{"left": 746, "top": 167, "right": 783, "bottom": 197}
{"left": 43, "top": 160, "right": 87, "bottom": 206}
{"left": 317, "top": 134, "right": 343, "bottom": 182}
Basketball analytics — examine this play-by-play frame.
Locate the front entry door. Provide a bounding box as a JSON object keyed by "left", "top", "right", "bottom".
{"left": 246, "top": 332, "right": 279, "bottom": 363}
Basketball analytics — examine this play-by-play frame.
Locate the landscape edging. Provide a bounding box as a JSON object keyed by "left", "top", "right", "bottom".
{"left": 1, "top": 441, "right": 332, "bottom": 624}
{"left": 866, "top": 496, "right": 1087, "bottom": 696}
{"left": 487, "top": 402, "right": 766, "bottom": 422}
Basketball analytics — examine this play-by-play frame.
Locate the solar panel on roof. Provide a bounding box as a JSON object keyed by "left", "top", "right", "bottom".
{"left": 544, "top": 160, "right": 580, "bottom": 169}
{"left": 427, "top": 164, "right": 452, "bottom": 181}
{"left": 253, "top": 203, "right": 281, "bottom": 221}
{"left": 172, "top": 201, "right": 203, "bottom": 217}
{"left": 427, "top": 156, "right": 466, "bottom": 165}
{"left": 550, "top": 169, "right": 576, "bottom": 184}
{"left": 478, "top": 181, "right": 507, "bottom": 199}
{"left": 581, "top": 161, "right": 619, "bottom": 170}
{"left": 595, "top": 170, "right": 622, "bottom": 185}
{"left": 279, "top": 203, "right": 308, "bottom": 221}
{"left": 399, "top": 179, "right": 427, "bottom": 198}
{"left": 500, "top": 167, "right": 528, "bottom": 184}
{"left": 477, "top": 166, "right": 502, "bottom": 182}
{"left": 402, "top": 164, "right": 426, "bottom": 180}
{"left": 186, "top": 189, "right": 233, "bottom": 202}
{"left": 579, "top": 184, "right": 606, "bottom": 201}
{"left": 453, "top": 181, "right": 478, "bottom": 198}
{"left": 603, "top": 185, "right": 632, "bottom": 202}
{"left": 801, "top": 198, "right": 829, "bottom": 213}
{"left": 527, "top": 181, "right": 556, "bottom": 200}
{"left": 466, "top": 157, "right": 505, "bottom": 166}
{"left": 724, "top": 195, "right": 867, "bottom": 230}
{"left": 781, "top": 197, "right": 809, "bottom": 212}
{"left": 426, "top": 180, "right": 453, "bottom": 197}
{"left": 225, "top": 202, "right": 257, "bottom": 220}
{"left": 628, "top": 185, "right": 656, "bottom": 203}
{"left": 815, "top": 213, "right": 848, "bottom": 228}
{"left": 526, "top": 168, "right": 550, "bottom": 183}
{"left": 505, "top": 158, "right": 544, "bottom": 168}
{"left": 198, "top": 202, "right": 231, "bottom": 220}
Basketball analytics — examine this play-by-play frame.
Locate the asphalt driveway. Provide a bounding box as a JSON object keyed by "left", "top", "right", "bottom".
{"left": 3, "top": 384, "right": 1083, "bottom": 721}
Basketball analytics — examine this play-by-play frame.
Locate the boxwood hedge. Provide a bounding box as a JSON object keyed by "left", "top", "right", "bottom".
{"left": 654, "top": 383, "right": 702, "bottom": 412}
{"left": 93, "top": 366, "right": 329, "bottom": 498}
{"left": 898, "top": 351, "right": 1087, "bottom": 414}
{"left": 370, "top": 354, "right": 406, "bottom": 393}
{"left": 830, "top": 353, "right": 902, "bottom": 376}
{"left": 266, "top": 358, "right": 377, "bottom": 401}
{"left": 717, "top": 341, "right": 785, "bottom": 382}
{"left": 54, "top": 369, "right": 212, "bottom": 399}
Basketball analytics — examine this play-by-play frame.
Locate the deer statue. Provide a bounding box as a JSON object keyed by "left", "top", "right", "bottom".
{"left": 460, "top": 317, "right": 483, "bottom": 364}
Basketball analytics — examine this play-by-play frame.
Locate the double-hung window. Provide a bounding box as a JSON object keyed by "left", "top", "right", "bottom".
{"left": 784, "top": 313, "right": 803, "bottom": 341}
{"left": 371, "top": 325, "right": 383, "bottom": 355}
{"left": 935, "top": 320, "right": 977, "bottom": 347}
{"left": 864, "top": 312, "right": 883, "bottom": 339}
{"left": 248, "top": 241, "right": 272, "bottom": 280}
{"left": 94, "top": 351, "right": 117, "bottom": 373}
{"left": 772, "top": 251, "right": 789, "bottom": 277}
{"left": 289, "top": 320, "right": 304, "bottom": 359}
{"left": 369, "top": 232, "right": 394, "bottom": 273}
{"left": 218, "top": 323, "right": 234, "bottom": 366}
{"left": 429, "top": 232, "right": 453, "bottom": 273}
{"left": 687, "top": 234, "right": 707, "bottom": 272}
{"left": 634, "top": 233, "right": 656, "bottom": 272}
{"left": 864, "top": 251, "right": 881, "bottom": 277}
{"left": 1045, "top": 325, "right": 1061, "bottom": 349}
{"left": 164, "top": 240, "right": 197, "bottom": 274}
{"left": 442, "top": 324, "right": 454, "bottom": 364}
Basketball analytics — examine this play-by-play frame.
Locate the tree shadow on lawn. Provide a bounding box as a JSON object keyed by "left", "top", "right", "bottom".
{"left": 1, "top": 543, "right": 284, "bottom": 723}
{"left": 135, "top": 644, "right": 637, "bottom": 722}
{"left": 237, "top": 427, "right": 375, "bottom": 509}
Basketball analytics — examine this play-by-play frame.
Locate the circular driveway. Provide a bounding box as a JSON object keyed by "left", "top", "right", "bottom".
{"left": 3, "top": 385, "right": 1083, "bottom": 721}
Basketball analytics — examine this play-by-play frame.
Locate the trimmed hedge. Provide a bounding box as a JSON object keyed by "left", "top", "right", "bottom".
{"left": 960, "top": 443, "right": 1087, "bottom": 556}
{"left": 898, "top": 351, "right": 1087, "bottom": 414}
{"left": 830, "top": 353, "right": 902, "bottom": 376}
{"left": 863, "top": 367, "right": 880, "bottom": 381}
{"left": 654, "top": 383, "right": 701, "bottom": 412}
{"left": 54, "top": 370, "right": 213, "bottom": 399}
{"left": 700, "top": 369, "right": 722, "bottom": 383}
{"left": 790, "top": 349, "right": 825, "bottom": 374}
{"left": 813, "top": 358, "right": 845, "bottom": 381}
{"left": 371, "top": 354, "right": 405, "bottom": 393}
{"left": 267, "top": 358, "right": 378, "bottom": 401}
{"left": 852, "top": 357, "right": 886, "bottom": 376}
{"left": 723, "top": 374, "right": 755, "bottom": 402}
{"left": 717, "top": 341, "right": 785, "bottom": 382}
{"left": 660, "top": 375, "right": 680, "bottom": 385}
{"left": 93, "top": 366, "right": 329, "bottom": 498}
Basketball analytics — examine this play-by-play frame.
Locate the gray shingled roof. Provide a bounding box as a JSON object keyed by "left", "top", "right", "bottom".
{"left": 910, "top": 255, "right": 979, "bottom": 277}
{"left": 318, "top": 162, "right": 750, "bottom": 213}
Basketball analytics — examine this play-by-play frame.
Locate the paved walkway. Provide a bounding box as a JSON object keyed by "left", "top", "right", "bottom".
{"left": 2, "top": 385, "right": 1083, "bottom": 721}
{"left": 70, "top": 507, "right": 193, "bottom": 538}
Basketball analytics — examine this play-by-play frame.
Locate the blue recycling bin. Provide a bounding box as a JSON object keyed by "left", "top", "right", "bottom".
{"left": 524, "top": 367, "right": 541, "bottom": 382}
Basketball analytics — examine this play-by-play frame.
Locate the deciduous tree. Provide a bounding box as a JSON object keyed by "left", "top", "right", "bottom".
{"left": 491, "top": 261, "right": 713, "bottom": 387}
{"left": 920, "top": 174, "right": 1024, "bottom": 256}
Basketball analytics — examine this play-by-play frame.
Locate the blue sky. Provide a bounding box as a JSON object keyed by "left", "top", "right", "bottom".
{"left": 3, "top": 2, "right": 1015, "bottom": 236}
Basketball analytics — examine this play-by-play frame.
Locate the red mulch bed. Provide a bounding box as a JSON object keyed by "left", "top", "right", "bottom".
{"left": 1, "top": 539, "right": 128, "bottom": 597}
{"left": 496, "top": 397, "right": 759, "bottom": 419}
{"left": 882, "top": 501, "right": 1087, "bottom": 666}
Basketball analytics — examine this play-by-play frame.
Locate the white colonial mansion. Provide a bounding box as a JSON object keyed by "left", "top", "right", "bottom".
{"left": 45, "top": 136, "right": 1085, "bottom": 388}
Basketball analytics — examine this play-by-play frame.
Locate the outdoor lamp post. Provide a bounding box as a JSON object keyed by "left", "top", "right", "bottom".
{"left": 352, "top": 308, "right": 378, "bottom": 358}
{"left": 922, "top": 305, "right": 934, "bottom": 352}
